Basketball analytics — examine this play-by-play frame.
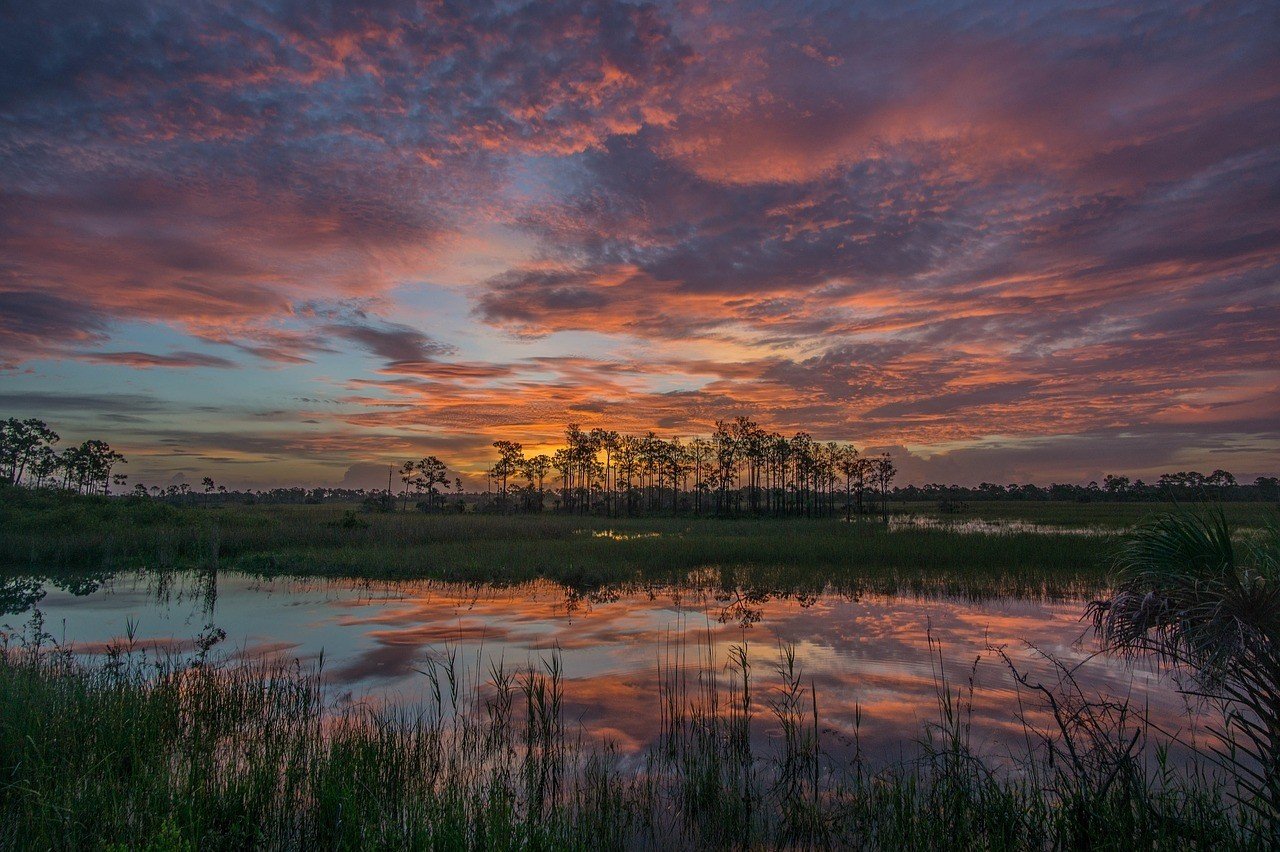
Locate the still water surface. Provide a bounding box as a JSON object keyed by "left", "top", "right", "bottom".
{"left": 3, "top": 570, "right": 1210, "bottom": 764}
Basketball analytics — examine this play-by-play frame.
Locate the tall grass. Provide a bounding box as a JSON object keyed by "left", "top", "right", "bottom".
{"left": 0, "top": 490, "right": 1117, "bottom": 599}
{"left": 1, "top": 616, "right": 1261, "bottom": 850}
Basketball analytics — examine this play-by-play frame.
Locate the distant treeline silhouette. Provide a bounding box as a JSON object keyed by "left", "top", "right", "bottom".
{"left": 468, "top": 419, "right": 897, "bottom": 519}
{"left": 898, "top": 473, "right": 1279, "bottom": 507}
{"left": 4, "top": 416, "right": 1277, "bottom": 513}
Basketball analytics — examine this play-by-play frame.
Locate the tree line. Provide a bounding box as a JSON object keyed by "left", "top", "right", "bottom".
{"left": 898, "top": 471, "right": 1279, "bottom": 506}
{"left": 471, "top": 418, "right": 898, "bottom": 519}
{"left": 5, "top": 415, "right": 1275, "bottom": 512}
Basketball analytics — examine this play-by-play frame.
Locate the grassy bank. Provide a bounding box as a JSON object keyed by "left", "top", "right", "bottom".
{"left": 0, "top": 490, "right": 1128, "bottom": 597}
{"left": 891, "top": 500, "right": 1275, "bottom": 529}
{"left": 0, "top": 625, "right": 1259, "bottom": 850}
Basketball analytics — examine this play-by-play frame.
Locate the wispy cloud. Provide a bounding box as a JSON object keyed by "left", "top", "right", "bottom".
{"left": 74, "top": 351, "right": 238, "bottom": 369}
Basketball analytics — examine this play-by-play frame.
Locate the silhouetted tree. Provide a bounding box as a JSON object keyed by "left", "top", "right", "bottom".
{"left": 414, "top": 456, "right": 449, "bottom": 512}
{"left": 490, "top": 440, "right": 524, "bottom": 512}
{"left": 522, "top": 453, "right": 551, "bottom": 511}
{"left": 837, "top": 445, "right": 860, "bottom": 521}
{"left": 400, "top": 460, "right": 417, "bottom": 511}
{"left": 872, "top": 454, "right": 897, "bottom": 522}
{"left": 1, "top": 418, "right": 59, "bottom": 486}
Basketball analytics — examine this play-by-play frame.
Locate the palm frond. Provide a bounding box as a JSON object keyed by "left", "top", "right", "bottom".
{"left": 1090, "top": 504, "right": 1280, "bottom": 829}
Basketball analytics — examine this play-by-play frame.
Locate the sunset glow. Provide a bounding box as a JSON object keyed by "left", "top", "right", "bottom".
{"left": 2, "top": 1, "right": 1277, "bottom": 488}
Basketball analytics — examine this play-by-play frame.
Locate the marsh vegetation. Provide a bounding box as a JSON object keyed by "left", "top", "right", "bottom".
{"left": 1, "top": 487, "right": 1129, "bottom": 600}
{"left": 0, "top": 606, "right": 1267, "bottom": 850}
{"left": 2, "top": 483, "right": 1277, "bottom": 848}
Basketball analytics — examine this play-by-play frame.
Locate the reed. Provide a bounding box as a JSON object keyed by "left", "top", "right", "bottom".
{"left": 0, "top": 615, "right": 1262, "bottom": 850}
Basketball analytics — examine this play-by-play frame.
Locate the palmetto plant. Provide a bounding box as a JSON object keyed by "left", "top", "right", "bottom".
{"left": 1089, "top": 505, "right": 1280, "bottom": 828}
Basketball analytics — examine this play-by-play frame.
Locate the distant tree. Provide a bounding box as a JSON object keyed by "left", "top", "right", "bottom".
{"left": 712, "top": 421, "right": 738, "bottom": 514}
{"left": 733, "top": 417, "right": 766, "bottom": 513}
{"left": 399, "top": 460, "right": 417, "bottom": 511}
{"left": 789, "top": 433, "right": 814, "bottom": 517}
{"left": 522, "top": 454, "right": 552, "bottom": 511}
{"left": 663, "top": 437, "right": 691, "bottom": 513}
{"left": 1, "top": 418, "right": 59, "bottom": 486}
{"left": 689, "top": 437, "right": 711, "bottom": 515}
{"left": 590, "top": 429, "right": 619, "bottom": 515}
{"left": 202, "top": 476, "right": 216, "bottom": 493}
{"left": 552, "top": 447, "right": 573, "bottom": 512}
{"left": 1103, "top": 474, "right": 1131, "bottom": 496}
{"left": 576, "top": 428, "right": 601, "bottom": 513}
{"left": 837, "top": 446, "right": 861, "bottom": 521}
{"left": 562, "top": 424, "right": 588, "bottom": 513}
{"left": 639, "top": 432, "right": 660, "bottom": 511}
{"left": 768, "top": 434, "right": 792, "bottom": 515}
{"left": 614, "top": 436, "right": 640, "bottom": 515}
{"left": 415, "top": 456, "right": 449, "bottom": 512}
{"left": 490, "top": 440, "right": 524, "bottom": 512}
{"left": 1206, "top": 469, "right": 1237, "bottom": 498}
{"left": 29, "top": 445, "right": 59, "bottom": 488}
{"left": 872, "top": 454, "right": 897, "bottom": 521}
{"left": 58, "top": 439, "right": 125, "bottom": 495}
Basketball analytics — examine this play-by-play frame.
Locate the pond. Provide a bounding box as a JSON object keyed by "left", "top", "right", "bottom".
{"left": 1, "top": 569, "right": 1213, "bottom": 768}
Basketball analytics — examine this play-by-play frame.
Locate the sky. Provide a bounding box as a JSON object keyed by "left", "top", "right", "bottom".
{"left": 1, "top": 0, "right": 1277, "bottom": 490}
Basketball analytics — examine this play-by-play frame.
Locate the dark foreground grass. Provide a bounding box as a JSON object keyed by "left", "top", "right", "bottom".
{"left": 0, "top": 490, "right": 1122, "bottom": 598}
{"left": 0, "top": 621, "right": 1261, "bottom": 851}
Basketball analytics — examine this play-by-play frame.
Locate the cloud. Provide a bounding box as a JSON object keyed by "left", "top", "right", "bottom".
{"left": 0, "top": 291, "right": 110, "bottom": 366}
{"left": 339, "top": 463, "right": 394, "bottom": 491}
{"left": 74, "top": 350, "right": 238, "bottom": 369}
{"left": 0, "top": 391, "right": 167, "bottom": 414}
{"left": 1, "top": 0, "right": 1276, "bottom": 484}
{"left": 324, "top": 320, "right": 455, "bottom": 365}
{"left": 0, "top": 0, "right": 691, "bottom": 362}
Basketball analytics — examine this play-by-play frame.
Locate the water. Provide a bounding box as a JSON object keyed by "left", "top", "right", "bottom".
{"left": 1, "top": 570, "right": 1212, "bottom": 765}
{"left": 886, "top": 515, "right": 1117, "bottom": 536}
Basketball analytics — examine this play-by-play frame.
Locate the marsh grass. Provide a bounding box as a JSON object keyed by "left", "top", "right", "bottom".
{"left": 0, "top": 490, "right": 1122, "bottom": 599}
{"left": 893, "top": 500, "right": 1275, "bottom": 530}
{"left": 0, "top": 613, "right": 1263, "bottom": 851}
